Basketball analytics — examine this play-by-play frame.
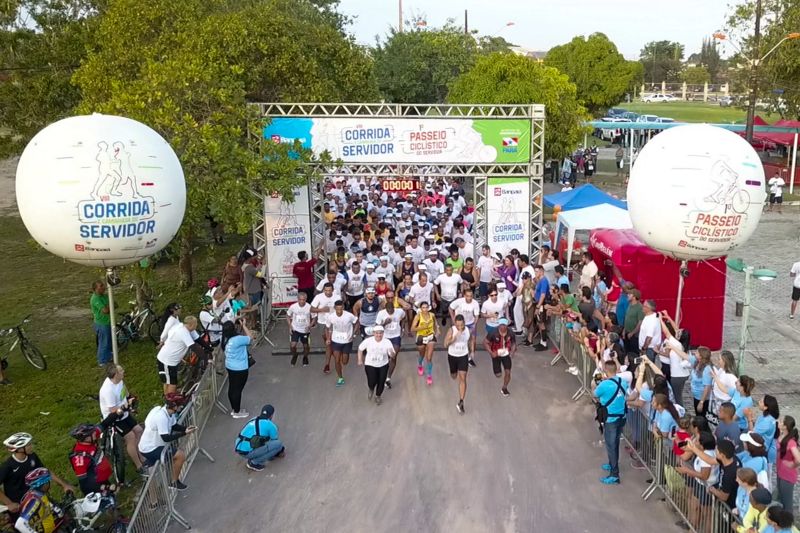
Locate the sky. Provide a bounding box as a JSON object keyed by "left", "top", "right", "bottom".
{"left": 335, "top": 0, "right": 735, "bottom": 59}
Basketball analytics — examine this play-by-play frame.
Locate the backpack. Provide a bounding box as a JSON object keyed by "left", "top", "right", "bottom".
{"left": 595, "top": 378, "right": 626, "bottom": 424}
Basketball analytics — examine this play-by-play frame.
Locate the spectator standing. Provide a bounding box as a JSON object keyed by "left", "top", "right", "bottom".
{"left": 223, "top": 320, "right": 255, "bottom": 419}
{"left": 689, "top": 346, "right": 713, "bottom": 416}
{"left": 292, "top": 251, "right": 317, "bottom": 303}
{"left": 220, "top": 255, "right": 242, "bottom": 292}
{"left": 768, "top": 172, "right": 785, "bottom": 213}
{"left": 790, "top": 258, "right": 800, "bottom": 319}
{"left": 579, "top": 252, "right": 598, "bottom": 291}
{"left": 90, "top": 281, "right": 112, "bottom": 366}
{"left": 637, "top": 300, "right": 662, "bottom": 362}
{"left": 659, "top": 312, "right": 691, "bottom": 406}
{"left": 593, "top": 360, "right": 629, "bottom": 485}
{"left": 622, "top": 289, "right": 644, "bottom": 354}
{"left": 776, "top": 416, "right": 800, "bottom": 514}
{"left": 156, "top": 316, "right": 204, "bottom": 395}
{"left": 242, "top": 253, "right": 265, "bottom": 306}
{"left": 233, "top": 404, "right": 285, "bottom": 472}
{"left": 615, "top": 145, "right": 624, "bottom": 177}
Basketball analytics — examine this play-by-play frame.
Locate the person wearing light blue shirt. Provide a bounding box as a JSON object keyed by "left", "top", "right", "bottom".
{"left": 749, "top": 395, "right": 780, "bottom": 464}
{"left": 689, "top": 350, "right": 713, "bottom": 416}
{"left": 234, "top": 404, "right": 284, "bottom": 472}
{"left": 223, "top": 321, "right": 254, "bottom": 419}
{"left": 721, "top": 375, "right": 755, "bottom": 431}
{"left": 593, "top": 360, "right": 629, "bottom": 485}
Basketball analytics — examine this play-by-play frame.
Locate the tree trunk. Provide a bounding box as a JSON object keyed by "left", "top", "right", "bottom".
{"left": 179, "top": 232, "right": 193, "bottom": 288}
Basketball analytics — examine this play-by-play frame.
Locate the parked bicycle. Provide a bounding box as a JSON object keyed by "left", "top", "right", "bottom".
{"left": 115, "top": 291, "right": 161, "bottom": 351}
{"left": 0, "top": 315, "right": 46, "bottom": 371}
{"left": 57, "top": 490, "right": 128, "bottom": 533}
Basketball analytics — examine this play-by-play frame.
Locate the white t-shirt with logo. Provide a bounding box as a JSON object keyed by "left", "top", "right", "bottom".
{"left": 328, "top": 311, "right": 357, "bottom": 344}
{"left": 435, "top": 273, "right": 463, "bottom": 301}
{"left": 358, "top": 337, "right": 395, "bottom": 367}
{"left": 447, "top": 327, "right": 471, "bottom": 357}
{"left": 99, "top": 378, "right": 129, "bottom": 420}
{"left": 375, "top": 308, "right": 405, "bottom": 339}
{"left": 769, "top": 176, "right": 786, "bottom": 196}
{"left": 450, "top": 298, "right": 480, "bottom": 325}
{"left": 288, "top": 302, "right": 313, "bottom": 334}
{"left": 481, "top": 299, "right": 505, "bottom": 327}
{"left": 156, "top": 326, "right": 198, "bottom": 367}
{"left": 310, "top": 293, "right": 338, "bottom": 326}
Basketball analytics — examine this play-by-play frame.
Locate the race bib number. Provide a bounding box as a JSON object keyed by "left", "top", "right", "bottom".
{"left": 294, "top": 314, "right": 309, "bottom": 327}
{"left": 423, "top": 334, "right": 434, "bottom": 344}
{"left": 332, "top": 330, "right": 350, "bottom": 343}
{"left": 498, "top": 348, "right": 509, "bottom": 357}
{"left": 452, "top": 342, "right": 467, "bottom": 354}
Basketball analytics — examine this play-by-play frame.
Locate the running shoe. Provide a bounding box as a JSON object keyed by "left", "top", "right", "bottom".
{"left": 336, "top": 377, "right": 345, "bottom": 387}
{"left": 426, "top": 375, "right": 433, "bottom": 386}
{"left": 456, "top": 400, "right": 465, "bottom": 415}
{"left": 385, "top": 379, "right": 392, "bottom": 389}
{"left": 534, "top": 343, "right": 547, "bottom": 351}
{"left": 232, "top": 410, "right": 249, "bottom": 419}
{"left": 566, "top": 366, "right": 579, "bottom": 375}
{"left": 302, "top": 357, "right": 309, "bottom": 367}
{"left": 601, "top": 463, "right": 612, "bottom": 471}
{"left": 368, "top": 389, "right": 373, "bottom": 401}
{"left": 523, "top": 340, "right": 532, "bottom": 346}
{"left": 375, "top": 396, "right": 383, "bottom": 405}
{"left": 170, "top": 480, "right": 189, "bottom": 491}
{"left": 468, "top": 358, "right": 476, "bottom": 368}
{"left": 246, "top": 461, "right": 265, "bottom": 472}
{"left": 417, "top": 365, "right": 424, "bottom": 376}
{"left": 600, "top": 476, "right": 620, "bottom": 485}
{"left": 323, "top": 364, "right": 331, "bottom": 374}
{"left": 290, "top": 354, "right": 298, "bottom": 366}
{"left": 500, "top": 387, "right": 510, "bottom": 397}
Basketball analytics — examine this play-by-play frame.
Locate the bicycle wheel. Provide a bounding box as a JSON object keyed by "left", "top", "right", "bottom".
{"left": 20, "top": 340, "right": 47, "bottom": 370}
{"left": 116, "top": 328, "right": 130, "bottom": 352}
{"left": 110, "top": 433, "right": 126, "bottom": 486}
{"left": 148, "top": 320, "right": 161, "bottom": 345}
{"left": 107, "top": 521, "right": 128, "bottom": 533}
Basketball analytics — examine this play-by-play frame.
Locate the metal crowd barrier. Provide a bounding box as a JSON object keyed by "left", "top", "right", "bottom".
{"left": 126, "top": 360, "right": 226, "bottom": 532}
{"left": 548, "top": 315, "right": 744, "bottom": 533}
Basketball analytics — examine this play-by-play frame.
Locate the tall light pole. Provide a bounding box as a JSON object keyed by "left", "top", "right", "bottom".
{"left": 714, "top": 28, "right": 800, "bottom": 143}
{"left": 726, "top": 258, "right": 777, "bottom": 374}
{"left": 398, "top": 0, "right": 403, "bottom": 32}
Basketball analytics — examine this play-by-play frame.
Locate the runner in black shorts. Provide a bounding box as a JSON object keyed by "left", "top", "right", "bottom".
{"left": 444, "top": 315, "right": 470, "bottom": 414}
{"left": 484, "top": 318, "right": 516, "bottom": 397}
{"left": 326, "top": 301, "right": 358, "bottom": 387}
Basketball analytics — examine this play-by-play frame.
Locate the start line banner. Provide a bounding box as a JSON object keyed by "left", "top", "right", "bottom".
{"left": 264, "top": 117, "right": 531, "bottom": 163}
{"left": 264, "top": 186, "right": 311, "bottom": 307}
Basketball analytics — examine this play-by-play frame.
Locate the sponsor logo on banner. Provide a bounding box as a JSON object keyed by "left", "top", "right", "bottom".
{"left": 502, "top": 137, "right": 518, "bottom": 146}
{"left": 264, "top": 187, "right": 311, "bottom": 306}
{"left": 486, "top": 178, "right": 530, "bottom": 256}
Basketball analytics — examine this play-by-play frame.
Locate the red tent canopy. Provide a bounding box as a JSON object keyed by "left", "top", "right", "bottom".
{"left": 743, "top": 116, "right": 800, "bottom": 147}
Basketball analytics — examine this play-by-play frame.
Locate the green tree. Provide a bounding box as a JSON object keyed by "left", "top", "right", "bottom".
{"left": 373, "top": 24, "right": 478, "bottom": 103}
{"left": 74, "top": 0, "right": 377, "bottom": 285}
{"left": 448, "top": 53, "right": 588, "bottom": 159}
{"left": 700, "top": 36, "right": 722, "bottom": 82}
{"left": 546, "top": 33, "right": 636, "bottom": 115}
{"left": 477, "top": 35, "right": 514, "bottom": 55}
{"left": 681, "top": 65, "right": 711, "bottom": 85}
{"left": 639, "top": 40, "right": 685, "bottom": 84}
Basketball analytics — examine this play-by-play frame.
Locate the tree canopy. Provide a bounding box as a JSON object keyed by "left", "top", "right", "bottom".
{"left": 681, "top": 65, "right": 711, "bottom": 85}
{"left": 373, "top": 24, "right": 478, "bottom": 104}
{"left": 639, "top": 40, "right": 685, "bottom": 84}
{"left": 546, "top": 33, "right": 636, "bottom": 115}
{"left": 448, "top": 53, "right": 587, "bottom": 159}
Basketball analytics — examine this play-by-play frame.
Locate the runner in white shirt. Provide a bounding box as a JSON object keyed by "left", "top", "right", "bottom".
{"left": 444, "top": 315, "right": 471, "bottom": 415}
{"left": 375, "top": 257, "right": 395, "bottom": 289}
{"left": 326, "top": 301, "right": 358, "bottom": 387}
{"left": 375, "top": 300, "right": 406, "bottom": 389}
{"left": 477, "top": 245, "right": 496, "bottom": 299}
{"left": 409, "top": 274, "right": 434, "bottom": 308}
{"left": 344, "top": 264, "right": 366, "bottom": 310}
{"left": 287, "top": 292, "right": 313, "bottom": 367}
{"left": 434, "top": 265, "right": 463, "bottom": 326}
{"left": 311, "top": 284, "right": 338, "bottom": 373}
{"left": 357, "top": 326, "right": 396, "bottom": 405}
{"left": 423, "top": 251, "right": 445, "bottom": 281}
{"left": 496, "top": 283, "right": 512, "bottom": 318}
{"left": 449, "top": 288, "right": 481, "bottom": 366}
{"left": 316, "top": 271, "right": 346, "bottom": 299}
{"left": 481, "top": 289, "right": 505, "bottom": 335}
{"left": 364, "top": 264, "right": 379, "bottom": 289}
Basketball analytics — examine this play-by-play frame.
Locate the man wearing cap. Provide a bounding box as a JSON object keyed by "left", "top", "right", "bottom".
{"left": 326, "top": 300, "right": 358, "bottom": 387}
{"left": 375, "top": 257, "right": 395, "bottom": 288}
{"left": 234, "top": 404, "right": 285, "bottom": 472}
{"left": 343, "top": 262, "right": 366, "bottom": 312}
{"left": 287, "top": 291, "right": 313, "bottom": 367}
{"left": 311, "top": 283, "right": 338, "bottom": 374}
{"left": 357, "top": 326, "right": 395, "bottom": 405}
{"left": 532, "top": 265, "right": 551, "bottom": 352}
{"left": 483, "top": 318, "right": 516, "bottom": 397}
{"left": 496, "top": 283, "right": 512, "bottom": 319}
{"left": 353, "top": 287, "right": 381, "bottom": 339}
{"left": 736, "top": 487, "right": 775, "bottom": 532}
{"left": 435, "top": 263, "right": 463, "bottom": 327}
{"left": 423, "top": 250, "right": 444, "bottom": 280}
{"left": 364, "top": 262, "right": 379, "bottom": 289}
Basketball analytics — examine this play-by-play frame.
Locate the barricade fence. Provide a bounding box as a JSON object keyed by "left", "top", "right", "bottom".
{"left": 548, "top": 315, "right": 744, "bottom": 533}
{"left": 126, "top": 357, "right": 227, "bottom": 532}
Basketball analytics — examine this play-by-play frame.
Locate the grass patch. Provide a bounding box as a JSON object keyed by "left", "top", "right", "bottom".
{"left": 0, "top": 213, "right": 244, "bottom": 503}
{"left": 618, "top": 102, "right": 780, "bottom": 124}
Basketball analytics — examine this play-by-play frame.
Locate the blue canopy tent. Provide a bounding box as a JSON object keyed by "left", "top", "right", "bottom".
{"left": 543, "top": 184, "right": 627, "bottom": 211}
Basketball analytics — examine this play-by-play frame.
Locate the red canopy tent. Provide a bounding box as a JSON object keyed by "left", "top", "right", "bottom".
{"left": 589, "top": 229, "right": 727, "bottom": 350}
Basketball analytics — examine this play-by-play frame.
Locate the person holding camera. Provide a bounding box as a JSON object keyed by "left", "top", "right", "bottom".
{"left": 234, "top": 404, "right": 285, "bottom": 472}
{"left": 223, "top": 320, "right": 256, "bottom": 419}
{"left": 593, "top": 359, "right": 629, "bottom": 485}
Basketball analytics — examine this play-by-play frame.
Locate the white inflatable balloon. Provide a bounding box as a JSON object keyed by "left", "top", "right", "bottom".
{"left": 627, "top": 124, "right": 766, "bottom": 261}
{"left": 16, "top": 114, "right": 186, "bottom": 267}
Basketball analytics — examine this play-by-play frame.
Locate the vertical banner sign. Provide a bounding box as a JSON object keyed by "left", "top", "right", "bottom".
{"left": 486, "top": 177, "right": 530, "bottom": 257}
{"left": 264, "top": 187, "right": 312, "bottom": 307}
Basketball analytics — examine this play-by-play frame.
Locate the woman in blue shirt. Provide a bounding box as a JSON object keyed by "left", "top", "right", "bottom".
{"left": 733, "top": 467, "right": 759, "bottom": 520}
{"left": 689, "top": 348, "right": 713, "bottom": 417}
{"left": 719, "top": 375, "right": 755, "bottom": 431}
{"left": 747, "top": 394, "right": 780, "bottom": 464}
{"left": 223, "top": 320, "right": 255, "bottom": 419}
{"left": 651, "top": 393, "right": 681, "bottom": 438}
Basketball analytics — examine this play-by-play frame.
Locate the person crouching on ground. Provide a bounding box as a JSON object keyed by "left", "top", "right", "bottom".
{"left": 234, "top": 404, "right": 285, "bottom": 472}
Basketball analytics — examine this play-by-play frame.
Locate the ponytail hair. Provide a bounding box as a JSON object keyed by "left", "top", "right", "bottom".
{"left": 780, "top": 416, "right": 798, "bottom": 459}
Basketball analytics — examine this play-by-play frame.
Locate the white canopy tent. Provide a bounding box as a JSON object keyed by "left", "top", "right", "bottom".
{"left": 555, "top": 204, "right": 633, "bottom": 269}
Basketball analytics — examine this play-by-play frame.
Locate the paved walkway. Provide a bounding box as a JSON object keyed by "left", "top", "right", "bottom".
{"left": 170, "top": 324, "right": 676, "bottom": 532}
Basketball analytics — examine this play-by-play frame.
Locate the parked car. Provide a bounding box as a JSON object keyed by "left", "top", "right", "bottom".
{"left": 600, "top": 118, "right": 630, "bottom": 142}
{"left": 636, "top": 114, "right": 660, "bottom": 123}
{"left": 641, "top": 93, "right": 678, "bottom": 103}
{"left": 607, "top": 108, "right": 628, "bottom": 118}
{"left": 656, "top": 117, "right": 675, "bottom": 123}
{"left": 622, "top": 111, "right": 640, "bottom": 122}
{"left": 719, "top": 96, "right": 734, "bottom": 107}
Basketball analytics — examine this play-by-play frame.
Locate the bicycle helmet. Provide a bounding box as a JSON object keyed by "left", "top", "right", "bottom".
{"left": 69, "top": 424, "right": 100, "bottom": 441}
{"left": 207, "top": 278, "right": 219, "bottom": 290}
{"left": 200, "top": 295, "right": 213, "bottom": 306}
{"left": 165, "top": 393, "right": 188, "bottom": 409}
{"left": 4, "top": 432, "right": 32, "bottom": 450}
{"left": 25, "top": 468, "right": 51, "bottom": 489}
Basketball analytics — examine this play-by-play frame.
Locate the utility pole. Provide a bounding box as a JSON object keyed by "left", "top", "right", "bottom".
{"left": 398, "top": 0, "right": 403, "bottom": 33}
{"left": 745, "top": 0, "right": 763, "bottom": 143}
{"left": 464, "top": 9, "right": 468, "bottom": 35}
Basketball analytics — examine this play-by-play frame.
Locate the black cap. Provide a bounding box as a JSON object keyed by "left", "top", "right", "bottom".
{"left": 751, "top": 487, "right": 772, "bottom": 505}
{"left": 260, "top": 404, "right": 275, "bottom": 418}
